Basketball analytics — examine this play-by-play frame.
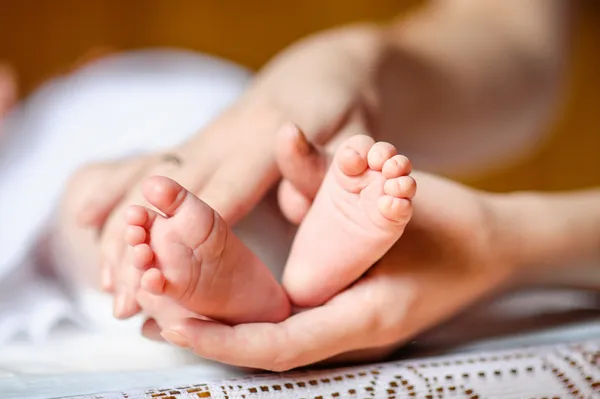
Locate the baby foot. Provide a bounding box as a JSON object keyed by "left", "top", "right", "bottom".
{"left": 124, "top": 176, "right": 290, "bottom": 324}
{"left": 282, "top": 135, "right": 416, "bottom": 307}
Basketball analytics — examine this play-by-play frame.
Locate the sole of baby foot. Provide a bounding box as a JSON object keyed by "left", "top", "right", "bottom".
{"left": 283, "top": 135, "right": 416, "bottom": 308}
{"left": 124, "top": 176, "right": 291, "bottom": 324}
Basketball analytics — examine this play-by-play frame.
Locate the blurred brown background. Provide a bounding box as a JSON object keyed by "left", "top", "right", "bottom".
{"left": 0, "top": 0, "right": 598, "bottom": 192}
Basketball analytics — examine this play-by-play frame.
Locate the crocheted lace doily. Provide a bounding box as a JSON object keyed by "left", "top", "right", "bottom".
{"left": 61, "top": 339, "right": 600, "bottom": 399}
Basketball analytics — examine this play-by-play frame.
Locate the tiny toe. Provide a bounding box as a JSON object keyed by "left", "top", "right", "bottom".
{"left": 125, "top": 225, "right": 147, "bottom": 246}
{"left": 335, "top": 135, "right": 374, "bottom": 176}
{"left": 382, "top": 155, "right": 412, "bottom": 178}
{"left": 377, "top": 196, "right": 413, "bottom": 223}
{"left": 142, "top": 176, "right": 188, "bottom": 217}
{"left": 132, "top": 243, "right": 154, "bottom": 270}
{"left": 383, "top": 176, "right": 417, "bottom": 199}
{"left": 125, "top": 205, "right": 150, "bottom": 226}
{"left": 367, "top": 142, "right": 398, "bottom": 171}
{"left": 141, "top": 268, "right": 166, "bottom": 295}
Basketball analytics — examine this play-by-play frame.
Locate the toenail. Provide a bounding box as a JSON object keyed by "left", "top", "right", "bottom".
{"left": 161, "top": 330, "right": 191, "bottom": 349}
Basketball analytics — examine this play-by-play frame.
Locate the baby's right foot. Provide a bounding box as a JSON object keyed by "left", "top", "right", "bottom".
{"left": 283, "top": 135, "right": 416, "bottom": 307}
{"left": 124, "top": 176, "right": 290, "bottom": 324}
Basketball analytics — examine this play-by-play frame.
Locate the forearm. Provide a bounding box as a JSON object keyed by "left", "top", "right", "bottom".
{"left": 491, "top": 188, "right": 600, "bottom": 275}
{"left": 244, "top": 23, "right": 387, "bottom": 146}
{"left": 374, "top": 0, "right": 571, "bottom": 174}
{"left": 229, "top": 0, "right": 570, "bottom": 175}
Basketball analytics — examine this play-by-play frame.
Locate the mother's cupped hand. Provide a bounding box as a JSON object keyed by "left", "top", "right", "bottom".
{"left": 143, "top": 171, "right": 516, "bottom": 371}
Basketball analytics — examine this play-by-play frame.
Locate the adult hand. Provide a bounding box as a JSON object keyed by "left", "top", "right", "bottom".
{"left": 76, "top": 25, "right": 388, "bottom": 318}
{"left": 142, "top": 171, "right": 516, "bottom": 370}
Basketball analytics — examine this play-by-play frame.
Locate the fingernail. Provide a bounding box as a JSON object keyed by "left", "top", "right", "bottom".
{"left": 113, "top": 294, "right": 125, "bottom": 318}
{"left": 161, "top": 330, "right": 191, "bottom": 349}
{"left": 294, "top": 128, "right": 311, "bottom": 155}
{"left": 101, "top": 266, "right": 112, "bottom": 292}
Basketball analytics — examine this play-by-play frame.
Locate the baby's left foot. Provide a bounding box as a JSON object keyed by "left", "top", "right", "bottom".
{"left": 283, "top": 135, "right": 416, "bottom": 307}
{"left": 123, "top": 176, "right": 290, "bottom": 324}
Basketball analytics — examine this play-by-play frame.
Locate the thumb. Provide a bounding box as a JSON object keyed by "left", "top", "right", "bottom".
{"left": 275, "top": 119, "right": 368, "bottom": 224}
{"left": 275, "top": 123, "right": 329, "bottom": 200}
{"left": 275, "top": 123, "right": 330, "bottom": 224}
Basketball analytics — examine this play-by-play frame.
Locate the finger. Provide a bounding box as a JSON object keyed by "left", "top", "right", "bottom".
{"left": 161, "top": 308, "right": 364, "bottom": 372}
{"left": 275, "top": 123, "right": 329, "bottom": 200}
{"left": 100, "top": 206, "right": 132, "bottom": 292}
{"left": 277, "top": 179, "right": 312, "bottom": 225}
{"left": 113, "top": 246, "right": 142, "bottom": 319}
{"left": 76, "top": 157, "right": 152, "bottom": 229}
{"left": 199, "top": 147, "right": 279, "bottom": 226}
{"left": 162, "top": 277, "right": 415, "bottom": 371}
{"left": 276, "top": 118, "right": 369, "bottom": 203}
{"left": 141, "top": 318, "right": 164, "bottom": 341}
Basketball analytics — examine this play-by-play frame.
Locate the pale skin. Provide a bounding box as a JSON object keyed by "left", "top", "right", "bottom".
{"left": 79, "top": 0, "right": 569, "bottom": 319}
{"left": 142, "top": 134, "right": 600, "bottom": 371}
{"left": 51, "top": 0, "right": 580, "bottom": 368}
{"left": 281, "top": 131, "right": 416, "bottom": 307}
{"left": 57, "top": 128, "right": 600, "bottom": 370}
{"left": 117, "top": 133, "right": 415, "bottom": 325}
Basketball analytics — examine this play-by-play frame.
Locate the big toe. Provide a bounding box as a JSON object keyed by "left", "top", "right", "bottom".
{"left": 142, "top": 176, "right": 189, "bottom": 216}
{"left": 335, "top": 135, "right": 374, "bottom": 176}
{"left": 141, "top": 176, "right": 217, "bottom": 250}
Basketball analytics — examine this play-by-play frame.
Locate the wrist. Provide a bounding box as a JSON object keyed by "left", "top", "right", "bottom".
{"left": 487, "top": 189, "right": 600, "bottom": 276}
{"left": 486, "top": 192, "right": 535, "bottom": 276}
